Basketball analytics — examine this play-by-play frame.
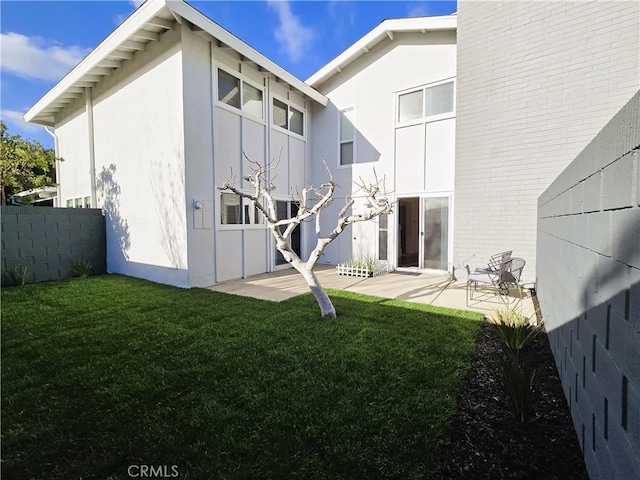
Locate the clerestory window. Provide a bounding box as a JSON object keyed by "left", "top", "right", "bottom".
{"left": 397, "top": 80, "right": 454, "bottom": 125}
{"left": 217, "top": 68, "right": 264, "bottom": 120}
{"left": 272, "top": 97, "right": 305, "bottom": 137}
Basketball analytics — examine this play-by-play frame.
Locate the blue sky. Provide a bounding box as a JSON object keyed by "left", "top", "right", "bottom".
{"left": 1, "top": 0, "right": 456, "bottom": 148}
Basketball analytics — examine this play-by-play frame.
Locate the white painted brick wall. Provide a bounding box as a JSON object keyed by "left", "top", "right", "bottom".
{"left": 537, "top": 91, "right": 640, "bottom": 480}
{"left": 455, "top": 0, "right": 639, "bottom": 285}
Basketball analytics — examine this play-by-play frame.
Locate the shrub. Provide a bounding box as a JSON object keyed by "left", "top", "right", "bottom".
{"left": 492, "top": 308, "right": 541, "bottom": 352}
{"left": 490, "top": 291, "right": 542, "bottom": 423}
{"left": 5, "top": 265, "right": 30, "bottom": 286}
{"left": 493, "top": 350, "right": 538, "bottom": 423}
{"left": 73, "top": 259, "right": 93, "bottom": 279}
{"left": 346, "top": 254, "right": 377, "bottom": 271}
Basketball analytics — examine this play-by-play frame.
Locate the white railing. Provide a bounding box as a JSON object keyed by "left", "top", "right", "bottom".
{"left": 336, "top": 261, "right": 392, "bottom": 278}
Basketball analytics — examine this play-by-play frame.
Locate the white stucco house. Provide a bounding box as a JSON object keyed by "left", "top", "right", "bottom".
{"left": 24, "top": 0, "right": 457, "bottom": 287}
{"left": 24, "top": 0, "right": 638, "bottom": 290}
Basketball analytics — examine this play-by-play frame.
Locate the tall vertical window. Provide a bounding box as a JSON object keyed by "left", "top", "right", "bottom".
{"left": 340, "top": 108, "right": 355, "bottom": 166}
{"left": 274, "top": 200, "right": 301, "bottom": 266}
{"left": 378, "top": 214, "right": 388, "bottom": 261}
{"left": 397, "top": 80, "right": 454, "bottom": 124}
{"left": 217, "top": 68, "right": 264, "bottom": 119}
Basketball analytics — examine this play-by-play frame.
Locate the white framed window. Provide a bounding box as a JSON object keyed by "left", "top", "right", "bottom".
{"left": 425, "top": 81, "right": 454, "bottom": 117}
{"left": 378, "top": 214, "right": 389, "bottom": 261}
{"left": 220, "top": 192, "right": 241, "bottom": 225}
{"left": 219, "top": 192, "right": 264, "bottom": 227}
{"left": 397, "top": 79, "right": 455, "bottom": 125}
{"left": 66, "top": 196, "right": 91, "bottom": 208}
{"left": 272, "top": 98, "right": 289, "bottom": 130}
{"left": 398, "top": 90, "right": 423, "bottom": 123}
{"left": 271, "top": 96, "right": 305, "bottom": 138}
{"left": 218, "top": 69, "right": 241, "bottom": 109}
{"left": 339, "top": 107, "right": 355, "bottom": 166}
{"left": 242, "top": 81, "right": 264, "bottom": 119}
{"left": 216, "top": 67, "right": 264, "bottom": 120}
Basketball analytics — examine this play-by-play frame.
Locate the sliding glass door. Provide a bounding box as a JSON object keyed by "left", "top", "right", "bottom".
{"left": 274, "top": 201, "right": 301, "bottom": 267}
{"left": 421, "top": 196, "right": 449, "bottom": 270}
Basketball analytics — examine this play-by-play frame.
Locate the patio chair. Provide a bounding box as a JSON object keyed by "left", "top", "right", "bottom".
{"left": 466, "top": 257, "right": 513, "bottom": 305}
{"left": 474, "top": 250, "right": 512, "bottom": 274}
{"left": 503, "top": 257, "right": 526, "bottom": 290}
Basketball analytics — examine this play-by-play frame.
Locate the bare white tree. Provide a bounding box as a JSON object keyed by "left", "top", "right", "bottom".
{"left": 218, "top": 155, "right": 393, "bottom": 319}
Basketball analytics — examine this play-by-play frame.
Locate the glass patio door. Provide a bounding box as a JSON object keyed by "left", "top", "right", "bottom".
{"left": 274, "top": 201, "right": 301, "bottom": 267}
{"left": 420, "top": 196, "right": 449, "bottom": 270}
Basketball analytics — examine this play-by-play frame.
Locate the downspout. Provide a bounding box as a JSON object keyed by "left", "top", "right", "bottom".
{"left": 266, "top": 76, "right": 274, "bottom": 271}
{"left": 86, "top": 87, "right": 97, "bottom": 207}
{"left": 44, "top": 126, "right": 60, "bottom": 207}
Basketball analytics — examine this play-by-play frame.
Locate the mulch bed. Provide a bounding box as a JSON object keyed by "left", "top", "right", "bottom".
{"left": 441, "top": 320, "right": 589, "bottom": 480}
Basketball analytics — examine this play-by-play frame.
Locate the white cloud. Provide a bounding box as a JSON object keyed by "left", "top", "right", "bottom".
{"left": 407, "top": 2, "right": 446, "bottom": 18}
{"left": 0, "top": 32, "right": 90, "bottom": 82}
{"left": 1, "top": 109, "right": 42, "bottom": 134}
{"left": 267, "top": 0, "right": 315, "bottom": 63}
{"left": 115, "top": 1, "right": 147, "bottom": 27}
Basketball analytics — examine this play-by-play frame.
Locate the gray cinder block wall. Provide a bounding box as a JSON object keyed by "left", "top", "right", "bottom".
{"left": 537, "top": 91, "right": 640, "bottom": 480}
{"left": 1, "top": 206, "right": 106, "bottom": 285}
{"left": 455, "top": 0, "right": 639, "bottom": 284}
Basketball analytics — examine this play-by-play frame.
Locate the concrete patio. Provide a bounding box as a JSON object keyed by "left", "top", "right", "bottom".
{"left": 209, "top": 265, "right": 538, "bottom": 319}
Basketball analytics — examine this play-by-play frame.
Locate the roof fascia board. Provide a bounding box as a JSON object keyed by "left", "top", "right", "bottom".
{"left": 167, "top": 0, "right": 327, "bottom": 106}
{"left": 24, "top": 0, "right": 170, "bottom": 124}
{"left": 306, "top": 16, "right": 457, "bottom": 88}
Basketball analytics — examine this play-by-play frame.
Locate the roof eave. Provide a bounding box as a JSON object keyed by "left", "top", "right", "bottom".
{"left": 168, "top": 1, "right": 327, "bottom": 106}
{"left": 306, "top": 16, "right": 457, "bottom": 88}
{"left": 24, "top": 0, "right": 327, "bottom": 126}
{"left": 24, "top": 0, "right": 171, "bottom": 125}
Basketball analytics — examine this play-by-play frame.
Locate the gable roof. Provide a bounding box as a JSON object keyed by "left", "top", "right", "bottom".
{"left": 24, "top": 0, "right": 328, "bottom": 126}
{"left": 305, "top": 15, "right": 457, "bottom": 88}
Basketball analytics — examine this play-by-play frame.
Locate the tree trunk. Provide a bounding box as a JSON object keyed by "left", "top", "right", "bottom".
{"left": 292, "top": 260, "right": 336, "bottom": 319}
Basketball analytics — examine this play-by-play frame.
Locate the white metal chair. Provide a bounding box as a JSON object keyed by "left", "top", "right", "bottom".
{"left": 474, "top": 250, "right": 512, "bottom": 274}
{"left": 466, "top": 256, "right": 513, "bottom": 305}
{"left": 503, "top": 257, "right": 526, "bottom": 290}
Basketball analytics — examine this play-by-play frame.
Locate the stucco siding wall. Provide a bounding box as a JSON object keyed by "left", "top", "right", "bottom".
{"left": 537, "top": 91, "right": 640, "bottom": 480}
{"left": 455, "top": 0, "right": 640, "bottom": 284}
{"left": 311, "top": 31, "right": 456, "bottom": 265}
{"left": 56, "top": 99, "right": 91, "bottom": 206}
{"left": 90, "top": 26, "right": 188, "bottom": 286}
{"left": 211, "top": 53, "right": 310, "bottom": 281}
{"left": 181, "top": 27, "right": 215, "bottom": 287}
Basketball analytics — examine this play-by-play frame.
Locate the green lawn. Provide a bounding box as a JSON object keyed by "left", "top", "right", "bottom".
{"left": 1, "top": 275, "right": 483, "bottom": 480}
